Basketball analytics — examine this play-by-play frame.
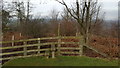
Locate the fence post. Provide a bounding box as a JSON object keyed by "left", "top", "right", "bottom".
{"left": 45, "top": 50, "right": 49, "bottom": 59}
{"left": 12, "top": 35, "right": 14, "bottom": 46}
{"left": 58, "top": 36, "right": 61, "bottom": 56}
{"left": 38, "top": 38, "right": 41, "bottom": 54}
{"left": 57, "top": 22, "right": 61, "bottom": 56}
{"left": 20, "top": 33, "right": 22, "bottom": 37}
{"left": 51, "top": 44, "right": 55, "bottom": 58}
{"left": 79, "top": 36, "right": 83, "bottom": 56}
{"left": 23, "top": 41, "right": 27, "bottom": 56}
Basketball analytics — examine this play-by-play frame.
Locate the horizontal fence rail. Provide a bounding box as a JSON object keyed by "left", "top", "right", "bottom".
{"left": 0, "top": 36, "right": 81, "bottom": 44}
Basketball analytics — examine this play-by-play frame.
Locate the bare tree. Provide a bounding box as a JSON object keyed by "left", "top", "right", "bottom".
{"left": 61, "top": 8, "right": 77, "bottom": 36}
{"left": 26, "top": 0, "right": 33, "bottom": 23}
{"left": 1, "top": 1, "right": 11, "bottom": 32}
{"left": 0, "top": 0, "right": 3, "bottom": 37}
{"left": 56, "top": 0, "right": 103, "bottom": 44}
{"left": 12, "top": 0, "right": 25, "bottom": 25}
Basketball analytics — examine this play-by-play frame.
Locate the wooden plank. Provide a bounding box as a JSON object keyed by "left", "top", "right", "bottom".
{"left": 1, "top": 38, "right": 39, "bottom": 44}
{"left": 60, "top": 42, "right": 79, "bottom": 44}
{"left": 27, "top": 48, "right": 50, "bottom": 53}
{"left": 1, "top": 48, "right": 50, "bottom": 56}
{"left": 60, "top": 52, "right": 79, "bottom": 54}
{"left": 0, "top": 36, "right": 81, "bottom": 44}
{"left": 1, "top": 36, "right": 58, "bottom": 44}
{"left": 83, "top": 44, "right": 108, "bottom": 57}
{"left": 40, "top": 37, "right": 59, "bottom": 40}
{"left": 59, "top": 47, "right": 80, "bottom": 50}
{"left": 0, "top": 42, "right": 79, "bottom": 50}
{"left": 40, "top": 42, "right": 58, "bottom": 46}
{"left": 0, "top": 53, "right": 45, "bottom": 61}
{"left": 1, "top": 51, "right": 24, "bottom": 55}
{"left": 0, "top": 45, "right": 25, "bottom": 50}
{"left": 1, "top": 45, "right": 107, "bottom": 58}
{"left": 60, "top": 36, "right": 81, "bottom": 39}
{"left": 0, "top": 42, "right": 58, "bottom": 50}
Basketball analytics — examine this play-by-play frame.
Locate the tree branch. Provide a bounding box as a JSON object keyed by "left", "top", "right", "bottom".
{"left": 56, "top": 0, "right": 78, "bottom": 20}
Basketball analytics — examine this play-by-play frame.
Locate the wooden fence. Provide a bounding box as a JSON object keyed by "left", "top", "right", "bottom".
{"left": 0, "top": 36, "right": 83, "bottom": 61}
{"left": 0, "top": 36, "right": 107, "bottom": 64}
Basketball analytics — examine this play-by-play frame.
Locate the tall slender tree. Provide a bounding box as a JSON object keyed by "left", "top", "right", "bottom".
{"left": 1, "top": 0, "right": 11, "bottom": 32}
{"left": 12, "top": 0, "right": 25, "bottom": 25}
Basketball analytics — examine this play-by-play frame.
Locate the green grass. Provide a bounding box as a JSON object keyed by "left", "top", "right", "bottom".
{"left": 3, "top": 56, "right": 118, "bottom": 66}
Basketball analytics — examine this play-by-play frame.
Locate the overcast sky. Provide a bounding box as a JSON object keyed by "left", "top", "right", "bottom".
{"left": 5, "top": 0, "right": 119, "bottom": 20}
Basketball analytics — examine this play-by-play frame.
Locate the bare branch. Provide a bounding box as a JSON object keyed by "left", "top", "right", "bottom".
{"left": 56, "top": 0, "right": 78, "bottom": 19}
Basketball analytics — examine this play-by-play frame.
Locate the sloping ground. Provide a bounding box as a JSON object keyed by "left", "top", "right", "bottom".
{"left": 89, "top": 35, "right": 118, "bottom": 58}
{"left": 3, "top": 56, "right": 118, "bottom": 66}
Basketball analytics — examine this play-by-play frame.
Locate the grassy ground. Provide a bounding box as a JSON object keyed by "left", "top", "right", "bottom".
{"left": 3, "top": 56, "right": 118, "bottom": 66}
